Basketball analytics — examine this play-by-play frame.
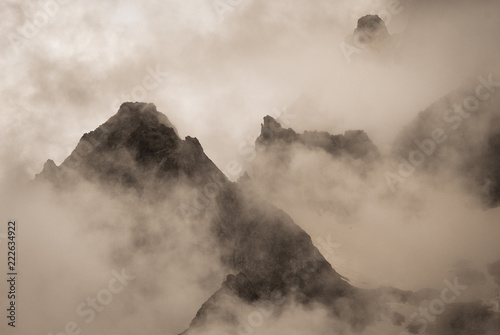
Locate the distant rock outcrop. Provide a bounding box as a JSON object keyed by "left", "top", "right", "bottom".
{"left": 352, "top": 15, "right": 391, "bottom": 48}
{"left": 256, "top": 115, "right": 380, "bottom": 161}
{"left": 344, "top": 14, "right": 399, "bottom": 62}
{"left": 241, "top": 115, "right": 382, "bottom": 218}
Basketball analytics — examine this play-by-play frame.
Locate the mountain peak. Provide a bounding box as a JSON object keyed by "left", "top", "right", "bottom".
{"left": 343, "top": 14, "right": 396, "bottom": 62}
{"left": 257, "top": 115, "right": 298, "bottom": 145}
{"left": 353, "top": 15, "right": 390, "bottom": 46}
{"left": 262, "top": 115, "right": 283, "bottom": 128}
{"left": 35, "top": 102, "right": 224, "bottom": 193}
{"left": 256, "top": 116, "right": 379, "bottom": 161}
{"left": 115, "top": 102, "right": 178, "bottom": 134}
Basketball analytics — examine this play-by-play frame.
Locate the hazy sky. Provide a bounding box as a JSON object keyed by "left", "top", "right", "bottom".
{"left": 2, "top": 0, "right": 500, "bottom": 289}
{"left": 3, "top": 0, "right": 500, "bottom": 185}
{"left": 1, "top": 0, "right": 405, "bottom": 181}
{"left": 2, "top": 1, "right": 500, "bottom": 334}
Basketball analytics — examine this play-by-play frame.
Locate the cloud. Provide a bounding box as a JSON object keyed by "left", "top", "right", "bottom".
{"left": 2, "top": 0, "right": 500, "bottom": 334}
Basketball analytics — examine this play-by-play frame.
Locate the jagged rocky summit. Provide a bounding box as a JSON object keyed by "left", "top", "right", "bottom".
{"left": 35, "top": 102, "right": 401, "bottom": 333}
{"left": 343, "top": 14, "right": 400, "bottom": 62}
{"left": 33, "top": 101, "right": 500, "bottom": 334}
{"left": 256, "top": 115, "right": 380, "bottom": 161}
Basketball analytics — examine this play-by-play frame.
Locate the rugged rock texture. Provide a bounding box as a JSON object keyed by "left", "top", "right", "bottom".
{"left": 181, "top": 273, "right": 260, "bottom": 333}
{"left": 35, "top": 102, "right": 223, "bottom": 197}
{"left": 352, "top": 15, "right": 391, "bottom": 48}
{"left": 245, "top": 115, "right": 381, "bottom": 217}
{"left": 35, "top": 102, "right": 395, "bottom": 334}
{"left": 211, "top": 182, "right": 382, "bottom": 328}
{"left": 256, "top": 115, "right": 380, "bottom": 161}
{"left": 344, "top": 15, "right": 400, "bottom": 62}
{"left": 39, "top": 101, "right": 498, "bottom": 334}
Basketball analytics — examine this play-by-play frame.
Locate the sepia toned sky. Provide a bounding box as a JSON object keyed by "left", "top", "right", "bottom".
{"left": 1, "top": 1, "right": 500, "bottom": 335}
{"left": 1, "top": 0, "right": 408, "bottom": 180}
{"left": 2, "top": 0, "right": 500, "bottom": 181}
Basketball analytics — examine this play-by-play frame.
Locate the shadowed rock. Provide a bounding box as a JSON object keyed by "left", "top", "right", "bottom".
{"left": 256, "top": 115, "right": 380, "bottom": 161}
{"left": 34, "top": 102, "right": 397, "bottom": 334}
{"left": 353, "top": 15, "right": 391, "bottom": 48}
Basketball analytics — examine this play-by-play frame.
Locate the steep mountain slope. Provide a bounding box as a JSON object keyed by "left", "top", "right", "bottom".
{"left": 234, "top": 114, "right": 500, "bottom": 335}
{"left": 33, "top": 102, "right": 500, "bottom": 334}
{"left": 35, "top": 102, "right": 397, "bottom": 333}
{"left": 36, "top": 102, "right": 223, "bottom": 196}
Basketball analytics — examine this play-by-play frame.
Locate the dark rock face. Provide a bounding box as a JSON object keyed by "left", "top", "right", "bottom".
{"left": 353, "top": 15, "right": 391, "bottom": 47}
{"left": 344, "top": 14, "right": 398, "bottom": 62}
{"left": 186, "top": 168, "right": 384, "bottom": 333}
{"left": 35, "top": 103, "right": 389, "bottom": 333}
{"left": 256, "top": 115, "right": 380, "bottom": 161}
{"left": 36, "top": 102, "right": 225, "bottom": 197}
{"left": 248, "top": 115, "right": 381, "bottom": 217}
{"left": 182, "top": 273, "right": 260, "bottom": 333}
{"left": 212, "top": 183, "right": 376, "bottom": 321}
